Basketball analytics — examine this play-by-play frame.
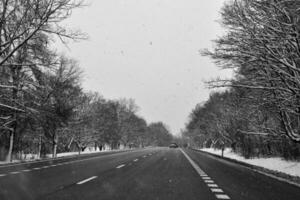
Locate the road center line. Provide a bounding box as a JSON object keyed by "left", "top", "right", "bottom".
{"left": 116, "top": 164, "right": 126, "bottom": 169}
{"left": 77, "top": 176, "right": 98, "bottom": 185}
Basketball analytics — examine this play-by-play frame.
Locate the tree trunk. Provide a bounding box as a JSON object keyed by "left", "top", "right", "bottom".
{"left": 38, "top": 135, "right": 42, "bottom": 159}
{"left": 52, "top": 134, "right": 58, "bottom": 158}
{"left": 6, "top": 131, "right": 14, "bottom": 162}
{"left": 94, "top": 142, "right": 97, "bottom": 151}
{"left": 6, "top": 66, "right": 19, "bottom": 162}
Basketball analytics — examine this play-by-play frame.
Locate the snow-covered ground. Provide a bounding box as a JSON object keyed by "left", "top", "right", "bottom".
{"left": 201, "top": 148, "right": 300, "bottom": 178}
{"left": 0, "top": 148, "right": 128, "bottom": 165}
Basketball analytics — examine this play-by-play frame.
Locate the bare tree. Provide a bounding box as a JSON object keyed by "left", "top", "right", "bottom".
{"left": 203, "top": 0, "right": 300, "bottom": 142}
{"left": 39, "top": 56, "right": 82, "bottom": 158}
{"left": 0, "top": 0, "right": 85, "bottom": 161}
{"left": 0, "top": 0, "right": 85, "bottom": 66}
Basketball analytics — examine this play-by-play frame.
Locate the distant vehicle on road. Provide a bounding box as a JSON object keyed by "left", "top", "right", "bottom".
{"left": 169, "top": 143, "right": 178, "bottom": 148}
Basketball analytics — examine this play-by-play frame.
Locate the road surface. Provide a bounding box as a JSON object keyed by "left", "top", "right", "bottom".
{"left": 0, "top": 147, "right": 299, "bottom": 200}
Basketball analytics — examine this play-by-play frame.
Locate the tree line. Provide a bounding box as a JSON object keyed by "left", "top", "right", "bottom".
{"left": 0, "top": 0, "right": 173, "bottom": 162}
{"left": 184, "top": 0, "right": 300, "bottom": 160}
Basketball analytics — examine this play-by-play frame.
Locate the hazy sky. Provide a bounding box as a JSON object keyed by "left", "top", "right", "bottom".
{"left": 58, "top": 0, "right": 232, "bottom": 135}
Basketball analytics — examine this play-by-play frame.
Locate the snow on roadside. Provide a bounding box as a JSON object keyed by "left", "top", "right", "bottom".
{"left": 52, "top": 148, "right": 126, "bottom": 158}
{"left": 201, "top": 148, "right": 300, "bottom": 178}
{"left": 0, "top": 148, "right": 129, "bottom": 165}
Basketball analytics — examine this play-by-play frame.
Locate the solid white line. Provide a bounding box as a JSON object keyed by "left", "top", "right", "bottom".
{"left": 77, "top": 176, "right": 98, "bottom": 185}
{"left": 133, "top": 159, "right": 138, "bottom": 162}
{"left": 216, "top": 194, "right": 230, "bottom": 199}
{"left": 207, "top": 184, "right": 219, "bottom": 187}
{"left": 180, "top": 149, "right": 206, "bottom": 176}
{"left": 116, "top": 164, "right": 125, "bottom": 169}
{"left": 180, "top": 149, "right": 231, "bottom": 199}
{"left": 211, "top": 188, "right": 224, "bottom": 193}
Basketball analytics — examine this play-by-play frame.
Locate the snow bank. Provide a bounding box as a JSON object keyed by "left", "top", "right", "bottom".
{"left": 0, "top": 148, "right": 128, "bottom": 165}
{"left": 52, "top": 148, "right": 120, "bottom": 158}
{"left": 201, "top": 148, "right": 300, "bottom": 177}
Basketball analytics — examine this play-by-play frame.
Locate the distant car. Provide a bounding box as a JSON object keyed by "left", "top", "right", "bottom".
{"left": 169, "top": 143, "right": 178, "bottom": 148}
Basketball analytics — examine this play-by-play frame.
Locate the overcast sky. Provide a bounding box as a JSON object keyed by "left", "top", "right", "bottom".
{"left": 58, "top": 0, "right": 232, "bottom": 135}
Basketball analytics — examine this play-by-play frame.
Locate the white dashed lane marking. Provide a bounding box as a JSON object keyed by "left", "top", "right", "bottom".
{"left": 211, "top": 188, "right": 224, "bottom": 193}
{"left": 133, "top": 159, "right": 138, "bottom": 162}
{"left": 208, "top": 184, "right": 219, "bottom": 188}
{"left": 216, "top": 194, "right": 230, "bottom": 199}
{"left": 77, "top": 176, "right": 98, "bottom": 185}
{"left": 0, "top": 152, "right": 136, "bottom": 178}
{"left": 180, "top": 149, "right": 231, "bottom": 200}
{"left": 10, "top": 171, "right": 20, "bottom": 174}
{"left": 1, "top": 160, "right": 96, "bottom": 178}
{"left": 116, "top": 164, "right": 126, "bottom": 169}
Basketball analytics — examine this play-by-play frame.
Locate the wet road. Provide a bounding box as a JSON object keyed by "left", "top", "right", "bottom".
{"left": 0, "top": 147, "right": 299, "bottom": 200}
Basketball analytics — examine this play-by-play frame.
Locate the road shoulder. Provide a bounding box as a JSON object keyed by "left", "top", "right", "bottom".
{"left": 190, "top": 148, "right": 300, "bottom": 188}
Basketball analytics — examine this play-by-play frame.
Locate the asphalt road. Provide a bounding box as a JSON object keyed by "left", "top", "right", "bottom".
{"left": 0, "top": 147, "right": 299, "bottom": 200}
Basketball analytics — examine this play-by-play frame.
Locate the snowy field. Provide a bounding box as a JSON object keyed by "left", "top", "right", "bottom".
{"left": 201, "top": 148, "right": 300, "bottom": 178}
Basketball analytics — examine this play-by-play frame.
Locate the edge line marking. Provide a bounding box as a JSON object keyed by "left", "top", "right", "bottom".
{"left": 77, "top": 176, "right": 98, "bottom": 185}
